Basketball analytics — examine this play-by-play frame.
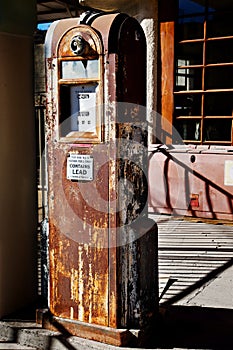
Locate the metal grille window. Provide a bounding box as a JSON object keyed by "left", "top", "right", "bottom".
{"left": 174, "top": 0, "right": 233, "bottom": 144}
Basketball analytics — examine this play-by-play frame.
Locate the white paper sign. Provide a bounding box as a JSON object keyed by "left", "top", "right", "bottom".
{"left": 70, "top": 84, "right": 97, "bottom": 133}
{"left": 67, "top": 153, "right": 94, "bottom": 181}
{"left": 224, "top": 160, "right": 233, "bottom": 186}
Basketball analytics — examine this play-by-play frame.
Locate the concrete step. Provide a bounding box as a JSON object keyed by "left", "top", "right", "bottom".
{"left": 0, "top": 344, "right": 36, "bottom": 349}
{"left": 0, "top": 321, "right": 138, "bottom": 350}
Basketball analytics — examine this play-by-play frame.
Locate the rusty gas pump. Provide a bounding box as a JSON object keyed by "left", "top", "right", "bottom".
{"left": 42, "top": 12, "right": 158, "bottom": 346}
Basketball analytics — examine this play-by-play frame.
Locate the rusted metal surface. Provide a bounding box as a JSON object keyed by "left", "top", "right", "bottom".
{"left": 48, "top": 145, "right": 110, "bottom": 325}
{"left": 58, "top": 26, "right": 101, "bottom": 59}
{"left": 148, "top": 147, "right": 233, "bottom": 220}
{"left": 117, "top": 220, "right": 158, "bottom": 329}
{"left": 45, "top": 13, "right": 158, "bottom": 343}
{"left": 42, "top": 311, "right": 139, "bottom": 347}
{"left": 46, "top": 17, "right": 109, "bottom": 327}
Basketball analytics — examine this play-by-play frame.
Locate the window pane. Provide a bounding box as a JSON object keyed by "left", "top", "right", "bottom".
{"left": 175, "top": 94, "right": 202, "bottom": 116}
{"left": 206, "top": 39, "right": 233, "bottom": 64}
{"left": 61, "top": 60, "right": 99, "bottom": 79}
{"left": 208, "top": 0, "right": 233, "bottom": 11}
{"left": 207, "top": 1, "right": 233, "bottom": 37}
{"left": 175, "top": 65, "right": 202, "bottom": 91}
{"left": 204, "top": 92, "right": 233, "bottom": 116}
{"left": 177, "top": 42, "right": 203, "bottom": 65}
{"left": 178, "top": 0, "right": 205, "bottom": 40}
{"left": 203, "top": 119, "right": 232, "bottom": 142}
{"left": 175, "top": 119, "right": 201, "bottom": 141}
{"left": 207, "top": 13, "right": 233, "bottom": 37}
{"left": 59, "top": 83, "right": 98, "bottom": 137}
{"left": 179, "top": 0, "right": 205, "bottom": 16}
{"left": 205, "top": 66, "right": 233, "bottom": 90}
{"left": 178, "top": 17, "right": 204, "bottom": 40}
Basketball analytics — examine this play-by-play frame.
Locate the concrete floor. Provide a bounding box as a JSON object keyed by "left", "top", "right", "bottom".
{"left": 149, "top": 213, "right": 233, "bottom": 310}
{"left": 153, "top": 213, "right": 233, "bottom": 349}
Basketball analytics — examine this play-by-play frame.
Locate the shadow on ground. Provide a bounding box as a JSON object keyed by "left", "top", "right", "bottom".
{"left": 3, "top": 303, "right": 233, "bottom": 349}
{"left": 148, "top": 305, "right": 233, "bottom": 350}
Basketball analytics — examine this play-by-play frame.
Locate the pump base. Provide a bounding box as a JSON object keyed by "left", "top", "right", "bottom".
{"left": 37, "top": 309, "right": 151, "bottom": 347}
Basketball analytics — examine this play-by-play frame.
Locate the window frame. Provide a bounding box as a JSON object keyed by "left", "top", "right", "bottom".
{"left": 159, "top": 0, "right": 233, "bottom": 145}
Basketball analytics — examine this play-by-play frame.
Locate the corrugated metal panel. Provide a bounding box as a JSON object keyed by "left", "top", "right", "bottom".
{"left": 150, "top": 215, "right": 233, "bottom": 305}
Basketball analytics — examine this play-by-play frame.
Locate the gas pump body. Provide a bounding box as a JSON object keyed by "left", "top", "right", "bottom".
{"left": 44, "top": 13, "right": 157, "bottom": 346}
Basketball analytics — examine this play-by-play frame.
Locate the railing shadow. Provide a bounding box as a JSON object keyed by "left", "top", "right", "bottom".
{"left": 160, "top": 256, "right": 233, "bottom": 307}
{"left": 149, "top": 147, "right": 233, "bottom": 217}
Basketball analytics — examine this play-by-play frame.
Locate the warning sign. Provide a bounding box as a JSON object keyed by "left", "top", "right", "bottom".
{"left": 67, "top": 153, "right": 94, "bottom": 181}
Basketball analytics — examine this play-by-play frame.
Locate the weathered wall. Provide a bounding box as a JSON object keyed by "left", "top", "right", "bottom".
{"left": 80, "top": 0, "right": 159, "bottom": 142}
{"left": 0, "top": 0, "right": 37, "bottom": 317}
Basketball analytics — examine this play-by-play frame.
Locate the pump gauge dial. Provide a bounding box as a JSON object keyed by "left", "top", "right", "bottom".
{"left": 70, "top": 35, "right": 86, "bottom": 55}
